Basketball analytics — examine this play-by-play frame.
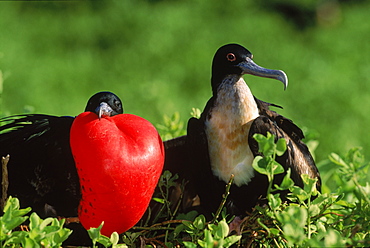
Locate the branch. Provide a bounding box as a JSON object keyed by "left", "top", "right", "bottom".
{"left": 1, "top": 154, "right": 10, "bottom": 209}
{"left": 211, "top": 174, "right": 234, "bottom": 223}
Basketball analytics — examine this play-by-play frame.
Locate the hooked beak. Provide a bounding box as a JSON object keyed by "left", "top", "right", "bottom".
{"left": 237, "top": 57, "right": 288, "bottom": 90}
{"left": 95, "top": 102, "right": 113, "bottom": 120}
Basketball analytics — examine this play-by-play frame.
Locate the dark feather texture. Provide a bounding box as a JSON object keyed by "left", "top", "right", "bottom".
{"left": 163, "top": 44, "right": 320, "bottom": 218}
{"left": 0, "top": 114, "right": 79, "bottom": 217}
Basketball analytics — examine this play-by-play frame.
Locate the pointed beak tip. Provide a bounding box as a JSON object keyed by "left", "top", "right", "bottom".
{"left": 278, "top": 70, "right": 288, "bottom": 91}
{"left": 95, "top": 102, "right": 113, "bottom": 120}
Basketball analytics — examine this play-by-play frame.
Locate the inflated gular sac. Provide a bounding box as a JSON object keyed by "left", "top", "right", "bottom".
{"left": 70, "top": 112, "right": 164, "bottom": 236}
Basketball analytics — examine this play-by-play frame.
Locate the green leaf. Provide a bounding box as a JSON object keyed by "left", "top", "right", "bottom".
{"left": 218, "top": 219, "right": 229, "bottom": 239}
{"left": 193, "top": 215, "right": 206, "bottom": 230}
{"left": 301, "top": 174, "right": 319, "bottom": 196}
{"left": 110, "top": 232, "right": 119, "bottom": 245}
{"left": 52, "top": 228, "right": 72, "bottom": 245}
{"left": 87, "top": 222, "right": 104, "bottom": 245}
{"left": 190, "top": 108, "right": 201, "bottom": 118}
{"left": 290, "top": 185, "right": 309, "bottom": 202}
{"left": 23, "top": 237, "right": 41, "bottom": 248}
{"left": 328, "top": 153, "right": 348, "bottom": 167}
{"left": 276, "top": 138, "right": 287, "bottom": 156}
{"left": 1, "top": 216, "right": 28, "bottom": 232}
{"left": 269, "top": 228, "right": 280, "bottom": 236}
{"left": 223, "top": 235, "right": 241, "bottom": 247}
{"left": 276, "top": 168, "right": 295, "bottom": 190}
{"left": 96, "top": 235, "right": 112, "bottom": 247}
{"left": 182, "top": 220, "right": 195, "bottom": 234}
{"left": 39, "top": 217, "right": 54, "bottom": 230}
{"left": 152, "top": 197, "right": 165, "bottom": 204}
{"left": 200, "top": 229, "right": 213, "bottom": 247}
{"left": 268, "top": 193, "right": 282, "bottom": 210}
{"left": 253, "top": 133, "right": 275, "bottom": 156}
{"left": 276, "top": 205, "right": 307, "bottom": 228}
{"left": 316, "top": 221, "right": 326, "bottom": 233}
{"left": 173, "top": 223, "right": 186, "bottom": 238}
{"left": 29, "top": 212, "right": 41, "bottom": 230}
{"left": 2, "top": 231, "right": 27, "bottom": 246}
{"left": 183, "top": 241, "right": 197, "bottom": 248}
{"left": 309, "top": 204, "right": 320, "bottom": 216}
{"left": 324, "top": 229, "right": 345, "bottom": 247}
{"left": 252, "top": 156, "right": 268, "bottom": 175}
{"left": 209, "top": 219, "right": 229, "bottom": 239}
{"left": 268, "top": 160, "right": 285, "bottom": 175}
{"left": 176, "top": 210, "right": 198, "bottom": 221}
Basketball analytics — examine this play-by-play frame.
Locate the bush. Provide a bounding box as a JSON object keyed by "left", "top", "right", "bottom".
{"left": 1, "top": 117, "right": 369, "bottom": 247}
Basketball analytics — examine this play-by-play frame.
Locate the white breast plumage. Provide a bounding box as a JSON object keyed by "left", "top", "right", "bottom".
{"left": 205, "top": 76, "right": 259, "bottom": 186}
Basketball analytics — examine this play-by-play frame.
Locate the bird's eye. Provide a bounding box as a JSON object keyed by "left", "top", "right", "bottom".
{"left": 114, "top": 100, "right": 121, "bottom": 108}
{"left": 226, "top": 53, "right": 236, "bottom": 62}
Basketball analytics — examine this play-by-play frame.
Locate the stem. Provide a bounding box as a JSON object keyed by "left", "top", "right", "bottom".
{"left": 211, "top": 174, "right": 234, "bottom": 223}
{"left": 170, "top": 181, "right": 185, "bottom": 220}
{"left": 306, "top": 196, "right": 312, "bottom": 239}
{"left": 352, "top": 175, "right": 370, "bottom": 206}
{"left": 1, "top": 155, "right": 10, "bottom": 209}
{"left": 164, "top": 180, "right": 185, "bottom": 244}
{"left": 272, "top": 237, "right": 282, "bottom": 248}
{"left": 151, "top": 177, "right": 173, "bottom": 224}
{"left": 266, "top": 157, "right": 275, "bottom": 197}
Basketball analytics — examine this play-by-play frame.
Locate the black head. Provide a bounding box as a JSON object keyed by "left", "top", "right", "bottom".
{"left": 211, "top": 44, "right": 288, "bottom": 94}
{"left": 212, "top": 44, "right": 253, "bottom": 77}
{"left": 85, "top": 91, "right": 123, "bottom": 118}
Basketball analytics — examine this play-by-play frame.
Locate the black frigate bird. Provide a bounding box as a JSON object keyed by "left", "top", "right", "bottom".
{"left": 166, "top": 44, "right": 321, "bottom": 218}
{"left": 0, "top": 91, "right": 123, "bottom": 245}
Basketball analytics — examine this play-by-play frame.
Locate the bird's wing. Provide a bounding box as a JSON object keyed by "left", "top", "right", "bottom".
{"left": 0, "top": 114, "right": 80, "bottom": 217}
{"left": 249, "top": 98, "right": 321, "bottom": 190}
{"left": 184, "top": 96, "right": 239, "bottom": 216}
{"left": 163, "top": 135, "right": 188, "bottom": 175}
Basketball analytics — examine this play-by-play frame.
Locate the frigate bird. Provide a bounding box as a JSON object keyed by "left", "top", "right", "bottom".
{"left": 0, "top": 91, "right": 123, "bottom": 244}
{"left": 165, "top": 44, "right": 321, "bottom": 217}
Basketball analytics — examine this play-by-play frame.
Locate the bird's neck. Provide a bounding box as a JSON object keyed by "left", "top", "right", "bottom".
{"left": 212, "top": 75, "right": 259, "bottom": 123}
{"left": 205, "top": 76, "right": 260, "bottom": 186}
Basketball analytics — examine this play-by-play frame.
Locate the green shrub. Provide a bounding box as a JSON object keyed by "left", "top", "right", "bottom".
{"left": 0, "top": 196, "right": 72, "bottom": 248}
{"left": 1, "top": 117, "right": 369, "bottom": 247}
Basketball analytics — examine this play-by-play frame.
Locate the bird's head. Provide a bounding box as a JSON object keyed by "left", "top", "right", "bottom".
{"left": 211, "top": 44, "right": 288, "bottom": 93}
{"left": 85, "top": 91, "right": 124, "bottom": 119}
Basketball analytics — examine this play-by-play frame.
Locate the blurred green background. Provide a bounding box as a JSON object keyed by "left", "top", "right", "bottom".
{"left": 0, "top": 0, "right": 369, "bottom": 162}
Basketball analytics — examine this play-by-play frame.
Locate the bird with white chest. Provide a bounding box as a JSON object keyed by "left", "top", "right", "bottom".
{"left": 178, "top": 43, "right": 320, "bottom": 217}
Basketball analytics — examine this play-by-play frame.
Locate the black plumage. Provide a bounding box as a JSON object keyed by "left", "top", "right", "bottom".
{"left": 164, "top": 44, "right": 320, "bottom": 217}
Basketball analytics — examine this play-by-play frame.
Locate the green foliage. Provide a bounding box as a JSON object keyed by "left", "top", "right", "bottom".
{"left": 156, "top": 112, "right": 186, "bottom": 140}
{"left": 1, "top": 113, "right": 369, "bottom": 247}
{"left": 1, "top": 196, "right": 31, "bottom": 239}
{"left": 239, "top": 133, "right": 370, "bottom": 247}
{"left": 87, "top": 222, "right": 127, "bottom": 248}
{"left": 1, "top": 196, "right": 72, "bottom": 248}
{"left": 0, "top": 69, "right": 3, "bottom": 115}
{"left": 149, "top": 170, "right": 181, "bottom": 223}
{"left": 181, "top": 216, "right": 241, "bottom": 248}
{"left": 328, "top": 148, "right": 370, "bottom": 205}
{"left": 190, "top": 108, "right": 202, "bottom": 119}
{"left": 156, "top": 107, "right": 201, "bottom": 140}
{"left": 79, "top": 132, "right": 368, "bottom": 247}
{"left": 252, "top": 132, "right": 287, "bottom": 195}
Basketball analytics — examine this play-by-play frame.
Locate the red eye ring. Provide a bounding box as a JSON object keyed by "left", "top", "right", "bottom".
{"left": 226, "top": 53, "right": 236, "bottom": 62}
